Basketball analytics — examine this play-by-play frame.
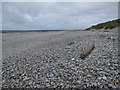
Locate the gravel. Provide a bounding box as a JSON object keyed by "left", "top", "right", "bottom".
{"left": 2, "top": 29, "right": 119, "bottom": 89}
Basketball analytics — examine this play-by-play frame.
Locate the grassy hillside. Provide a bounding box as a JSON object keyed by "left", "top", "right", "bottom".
{"left": 85, "top": 19, "right": 120, "bottom": 30}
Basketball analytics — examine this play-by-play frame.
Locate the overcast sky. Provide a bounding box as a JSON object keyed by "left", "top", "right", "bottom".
{"left": 2, "top": 2, "right": 118, "bottom": 30}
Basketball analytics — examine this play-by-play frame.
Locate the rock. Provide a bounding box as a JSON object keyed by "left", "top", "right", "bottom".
{"left": 46, "top": 83, "right": 50, "bottom": 87}
{"left": 92, "top": 83, "right": 97, "bottom": 87}
{"left": 45, "top": 79, "right": 49, "bottom": 82}
{"left": 76, "top": 80, "right": 81, "bottom": 84}
{"left": 23, "top": 77, "right": 28, "bottom": 81}
{"left": 83, "top": 66, "right": 87, "bottom": 69}
{"left": 108, "top": 84, "right": 113, "bottom": 88}
{"left": 2, "top": 30, "right": 118, "bottom": 88}
{"left": 9, "top": 56, "right": 13, "bottom": 58}
{"left": 71, "top": 58, "right": 75, "bottom": 61}
{"left": 86, "top": 74, "right": 92, "bottom": 77}
{"left": 102, "top": 76, "right": 107, "bottom": 80}
{"left": 99, "top": 71, "right": 106, "bottom": 74}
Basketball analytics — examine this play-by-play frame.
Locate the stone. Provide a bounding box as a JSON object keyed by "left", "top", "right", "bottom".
{"left": 108, "top": 84, "right": 113, "bottom": 88}
{"left": 76, "top": 80, "right": 81, "bottom": 84}
{"left": 102, "top": 76, "right": 107, "bottom": 80}
{"left": 71, "top": 58, "right": 75, "bottom": 61}
{"left": 86, "top": 74, "right": 92, "bottom": 77}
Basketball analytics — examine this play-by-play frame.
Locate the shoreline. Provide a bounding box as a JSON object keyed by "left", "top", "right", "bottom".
{"left": 2, "top": 28, "right": 119, "bottom": 88}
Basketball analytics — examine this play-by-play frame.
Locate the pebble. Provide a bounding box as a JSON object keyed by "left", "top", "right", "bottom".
{"left": 86, "top": 74, "right": 92, "bottom": 77}
{"left": 2, "top": 29, "right": 118, "bottom": 89}
{"left": 102, "top": 76, "right": 107, "bottom": 80}
{"left": 71, "top": 58, "right": 75, "bottom": 61}
{"left": 76, "top": 81, "right": 81, "bottom": 84}
{"left": 108, "top": 84, "right": 113, "bottom": 88}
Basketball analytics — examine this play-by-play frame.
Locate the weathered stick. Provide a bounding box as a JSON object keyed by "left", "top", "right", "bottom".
{"left": 80, "top": 43, "right": 95, "bottom": 59}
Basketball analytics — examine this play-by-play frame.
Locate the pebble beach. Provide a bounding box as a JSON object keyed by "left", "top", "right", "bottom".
{"left": 2, "top": 28, "right": 119, "bottom": 89}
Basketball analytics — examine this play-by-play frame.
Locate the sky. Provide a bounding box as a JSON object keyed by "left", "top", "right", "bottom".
{"left": 2, "top": 2, "right": 118, "bottom": 30}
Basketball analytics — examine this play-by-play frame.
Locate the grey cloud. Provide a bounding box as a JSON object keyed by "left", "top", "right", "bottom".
{"left": 2, "top": 2, "right": 118, "bottom": 30}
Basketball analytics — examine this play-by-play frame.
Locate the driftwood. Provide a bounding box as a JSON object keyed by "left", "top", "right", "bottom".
{"left": 80, "top": 43, "right": 95, "bottom": 59}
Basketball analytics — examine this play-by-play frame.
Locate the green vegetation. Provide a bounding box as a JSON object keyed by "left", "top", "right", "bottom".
{"left": 85, "top": 19, "right": 120, "bottom": 30}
